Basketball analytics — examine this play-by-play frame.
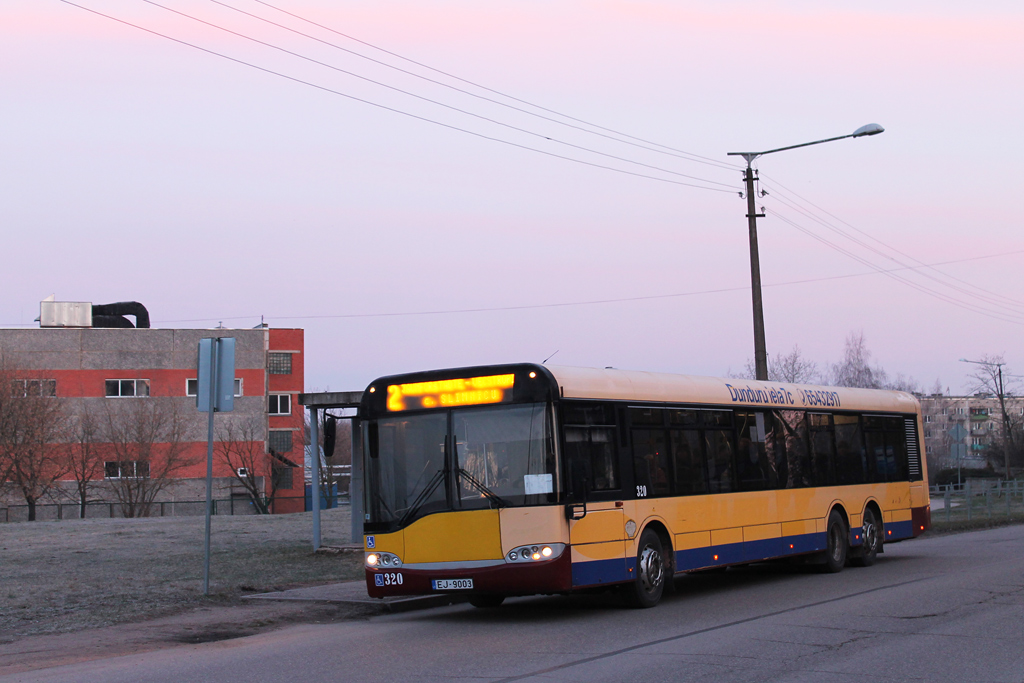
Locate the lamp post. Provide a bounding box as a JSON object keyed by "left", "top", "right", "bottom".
{"left": 960, "top": 358, "right": 1015, "bottom": 478}
{"left": 728, "top": 123, "right": 885, "bottom": 381}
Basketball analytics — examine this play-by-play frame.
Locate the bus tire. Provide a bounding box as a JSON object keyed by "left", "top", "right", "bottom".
{"left": 821, "top": 510, "right": 848, "bottom": 573}
{"left": 851, "top": 508, "right": 882, "bottom": 567}
{"left": 626, "top": 528, "right": 666, "bottom": 608}
{"left": 469, "top": 595, "right": 505, "bottom": 608}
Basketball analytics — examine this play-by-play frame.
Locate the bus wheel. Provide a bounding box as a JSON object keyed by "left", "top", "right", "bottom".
{"left": 821, "top": 510, "right": 848, "bottom": 573}
{"left": 627, "top": 528, "right": 666, "bottom": 608}
{"left": 469, "top": 595, "right": 505, "bottom": 608}
{"left": 851, "top": 508, "right": 881, "bottom": 567}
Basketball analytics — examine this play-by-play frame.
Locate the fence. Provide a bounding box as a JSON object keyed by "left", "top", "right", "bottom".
{"left": 930, "top": 480, "right": 1024, "bottom": 523}
{"left": 0, "top": 494, "right": 347, "bottom": 524}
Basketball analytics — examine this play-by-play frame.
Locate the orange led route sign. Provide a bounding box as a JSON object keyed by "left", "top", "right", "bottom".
{"left": 386, "top": 374, "right": 515, "bottom": 412}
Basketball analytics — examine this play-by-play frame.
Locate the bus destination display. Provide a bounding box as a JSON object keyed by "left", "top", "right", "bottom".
{"left": 387, "top": 374, "right": 515, "bottom": 412}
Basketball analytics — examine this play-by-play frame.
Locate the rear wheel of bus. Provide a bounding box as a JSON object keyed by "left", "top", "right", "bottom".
{"left": 626, "top": 528, "right": 667, "bottom": 608}
{"left": 821, "top": 510, "right": 848, "bottom": 573}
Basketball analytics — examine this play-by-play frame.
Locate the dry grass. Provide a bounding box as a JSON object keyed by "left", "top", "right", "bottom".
{"left": 0, "top": 507, "right": 363, "bottom": 638}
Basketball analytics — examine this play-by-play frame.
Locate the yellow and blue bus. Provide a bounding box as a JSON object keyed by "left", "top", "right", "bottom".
{"left": 361, "top": 364, "right": 930, "bottom": 608}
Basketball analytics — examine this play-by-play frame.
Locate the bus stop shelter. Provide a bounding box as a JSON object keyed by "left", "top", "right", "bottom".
{"left": 297, "top": 390, "right": 363, "bottom": 549}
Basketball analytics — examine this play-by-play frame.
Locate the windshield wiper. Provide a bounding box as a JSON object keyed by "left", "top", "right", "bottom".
{"left": 457, "top": 468, "right": 510, "bottom": 508}
{"left": 398, "top": 468, "right": 446, "bottom": 528}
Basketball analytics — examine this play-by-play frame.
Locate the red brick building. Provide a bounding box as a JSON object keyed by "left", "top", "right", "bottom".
{"left": 0, "top": 302, "right": 305, "bottom": 518}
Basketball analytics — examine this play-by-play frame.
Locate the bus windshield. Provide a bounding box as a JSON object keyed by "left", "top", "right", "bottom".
{"left": 365, "top": 403, "right": 557, "bottom": 528}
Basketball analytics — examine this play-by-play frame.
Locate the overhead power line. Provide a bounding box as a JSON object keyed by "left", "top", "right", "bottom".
{"left": 136, "top": 0, "right": 737, "bottom": 189}
{"left": 58, "top": 0, "right": 735, "bottom": 193}
{"left": 768, "top": 207, "right": 1024, "bottom": 326}
{"left": 761, "top": 174, "right": 1024, "bottom": 311}
{"left": 140, "top": 249, "right": 1024, "bottom": 326}
{"left": 248, "top": 0, "right": 742, "bottom": 173}
{"left": 210, "top": 0, "right": 741, "bottom": 173}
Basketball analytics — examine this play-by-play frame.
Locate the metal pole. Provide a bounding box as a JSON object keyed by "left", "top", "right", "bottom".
{"left": 203, "top": 339, "right": 219, "bottom": 596}
{"left": 351, "top": 416, "right": 364, "bottom": 546}
{"left": 743, "top": 162, "right": 768, "bottom": 381}
{"left": 309, "top": 407, "right": 321, "bottom": 551}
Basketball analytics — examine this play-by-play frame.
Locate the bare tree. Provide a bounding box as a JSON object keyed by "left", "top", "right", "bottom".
{"left": 65, "top": 406, "right": 104, "bottom": 519}
{"left": 0, "top": 370, "right": 71, "bottom": 521}
{"left": 826, "top": 331, "right": 887, "bottom": 388}
{"left": 965, "top": 354, "right": 1020, "bottom": 475}
{"left": 215, "top": 417, "right": 276, "bottom": 514}
{"left": 101, "top": 399, "right": 197, "bottom": 518}
{"left": 738, "top": 345, "right": 820, "bottom": 384}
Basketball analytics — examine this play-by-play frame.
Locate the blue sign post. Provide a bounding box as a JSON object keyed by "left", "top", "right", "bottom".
{"left": 197, "top": 337, "right": 235, "bottom": 595}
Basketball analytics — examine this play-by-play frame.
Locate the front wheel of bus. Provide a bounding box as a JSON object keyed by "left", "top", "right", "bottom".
{"left": 821, "top": 510, "right": 848, "bottom": 573}
{"left": 469, "top": 595, "right": 505, "bottom": 608}
{"left": 627, "top": 529, "right": 666, "bottom": 608}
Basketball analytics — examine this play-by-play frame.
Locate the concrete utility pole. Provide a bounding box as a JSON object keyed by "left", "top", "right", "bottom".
{"left": 741, "top": 164, "right": 767, "bottom": 381}
{"left": 729, "top": 123, "right": 884, "bottom": 382}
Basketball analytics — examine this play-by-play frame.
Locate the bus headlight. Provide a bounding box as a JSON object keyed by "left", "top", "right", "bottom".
{"left": 366, "top": 551, "right": 401, "bottom": 568}
{"left": 505, "top": 543, "right": 565, "bottom": 563}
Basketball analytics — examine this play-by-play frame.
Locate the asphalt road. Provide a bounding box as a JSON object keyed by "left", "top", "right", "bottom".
{"left": 6, "top": 525, "right": 1024, "bottom": 683}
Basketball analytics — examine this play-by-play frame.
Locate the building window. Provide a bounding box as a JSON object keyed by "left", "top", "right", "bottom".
{"left": 925, "top": 430, "right": 932, "bottom": 438}
{"left": 268, "top": 394, "right": 291, "bottom": 415}
{"left": 268, "top": 353, "right": 292, "bottom": 375}
{"left": 12, "top": 379, "right": 57, "bottom": 397}
{"left": 941, "top": 408, "right": 947, "bottom": 415}
{"left": 104, "top": 461, "right": 150, "bottom": 479}
{"left": 105, "top": 379, "right": 150, "bottom": 398}
{"left": 924, "top": 415, "right": 933, "bottom": 423}
{"left": 186, "top": 378, "right": 242, "bottom": 397}
{"left": 272, "top": 466, "right": 293, "bottom": 490}
{"left": 269, "top": 430, "right": 293, "bottom": 453}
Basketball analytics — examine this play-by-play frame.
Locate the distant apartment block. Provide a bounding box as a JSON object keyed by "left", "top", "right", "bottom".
{"left": 918, "top": 393, "right": 1024, "bottom": 474}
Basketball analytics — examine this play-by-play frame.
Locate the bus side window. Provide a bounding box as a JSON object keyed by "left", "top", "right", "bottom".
{"left": 734, "top": 411, "right": 777, "bottom": 491}
{"left": 778, "top": 410, "right": 812, "bottom": 488}
{"left": 833, "top": 414, "right": 866, "bottom": 485}
{"left": 703, "top": 411, "right": 735, "bottom": 494}
{"left": 807, "top": 413, "right": 837, "bottom": 486}
{"left": 670, "top": 428, "right": 706, "bottom": 495}
{"left": 564, "top": 425, "right": 619, "bottom": 496}
{"left": 864, "top": 415, "right": 908, "bottom": 483}
{"left": 632, "top": 428, "right": 669, "bottom": 498}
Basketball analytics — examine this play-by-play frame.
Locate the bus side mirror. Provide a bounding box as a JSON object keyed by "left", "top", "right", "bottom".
{"left": 367, "top": 422, "right": 379, "bottom": 459}
{"left": 323, "top": 415, "right": 337, "bottom": 458}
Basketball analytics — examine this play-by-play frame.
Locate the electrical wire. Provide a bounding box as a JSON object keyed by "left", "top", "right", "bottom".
{"left": 137, "top": 0, "right": 737, "bottom": 189}
{"left": 209, "top": 0, "right": 741, "bottom": 173}
{"left": 137, "top": 249, "right": 1024, "bottom": 326}
{"left": 768, "top": 206, "right": 1024, "bottom": 326}
{"left": 762, "top": 183, "right": 1024, "bottom": 316}
{"left": 248, "top": 0, "right": 742, "bottom": 173}
{"left": 761, "top": 174, "right": 1024, "bottom": 310}
{"left": 58, "top": 0, "right": 736, "bottom": 194}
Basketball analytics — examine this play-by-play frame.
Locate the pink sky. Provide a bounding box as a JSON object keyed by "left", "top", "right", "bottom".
{"left": 2, "top": 0, "right": 1022, "bottom": 392}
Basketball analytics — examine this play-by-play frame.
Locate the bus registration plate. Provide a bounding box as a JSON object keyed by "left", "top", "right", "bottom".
{"left": 432, "top": 578, "right": 473, "bottom": 590}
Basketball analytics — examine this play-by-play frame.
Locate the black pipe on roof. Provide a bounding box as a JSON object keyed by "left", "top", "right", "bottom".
{"left": 91, "top": 302, "right": 150, "bottom": 329}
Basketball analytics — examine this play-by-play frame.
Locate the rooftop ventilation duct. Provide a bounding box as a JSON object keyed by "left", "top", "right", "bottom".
{"left": 92, "top": 302, "right": 151, "bottom": 329}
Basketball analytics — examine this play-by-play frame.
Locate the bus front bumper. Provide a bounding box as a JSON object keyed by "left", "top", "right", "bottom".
{"left": 366, "top": 551, "right": 572, "bottom": 599}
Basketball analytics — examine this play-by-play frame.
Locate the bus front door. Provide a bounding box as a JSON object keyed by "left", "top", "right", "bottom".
{"left": 565, "top": 449, "right": 628, "bottom": 588}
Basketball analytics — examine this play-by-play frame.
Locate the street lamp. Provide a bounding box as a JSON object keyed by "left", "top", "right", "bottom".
{"left": 729, "top": 124, "right": 885, "bottom": 381}
{"left": 959, "top": 358, "right": 1014, "bottom": 478}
